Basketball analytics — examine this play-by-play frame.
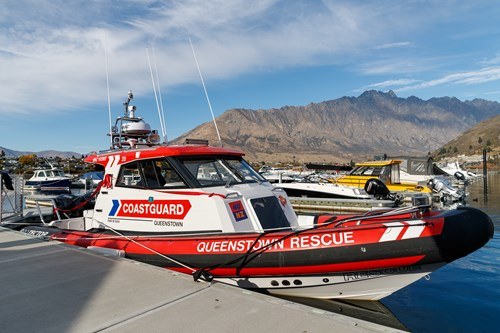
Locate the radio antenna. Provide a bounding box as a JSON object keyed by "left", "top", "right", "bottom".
{"left": 104, "top": 33, "right": 112, "bottom": 148}
{"left": 146, "top": 47, "right": 167, "bottom": 142}
{"left": 189, "top": 37, "right": 222, "bottom": 146}
{"left": 152, "top": 47, "right": 168, "bottom": 144}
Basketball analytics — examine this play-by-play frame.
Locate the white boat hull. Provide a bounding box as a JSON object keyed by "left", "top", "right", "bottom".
{"left": 216, "top": 263, "right": 444, "bottom": 300}
{"left": 275, "top": 182, "right": 371, "bottom": 199}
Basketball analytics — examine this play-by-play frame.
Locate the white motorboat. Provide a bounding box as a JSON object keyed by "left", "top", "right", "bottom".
{"left": 439, "top": 161, "right": 479, "bottom": 180}
{"left": 274, "top": 177, "right": 372, "bottom": 200}
{"left": 25, "top": 167, "right": 71, "bottom": 191}
{"left": 258, "top": 166, "right": 312, "bottom": 183}
{"left": 78, "top": 171, "right": 104, "bottom": 186}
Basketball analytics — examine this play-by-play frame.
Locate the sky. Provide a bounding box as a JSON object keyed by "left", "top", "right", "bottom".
{"left": 1, "top": 0, "right": 500, "bottom": 154}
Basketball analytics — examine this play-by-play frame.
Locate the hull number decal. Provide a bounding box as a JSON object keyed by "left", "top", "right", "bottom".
{"left": 343, "top": 266, "right": 422, "bottom": 281}
{"left": 109, "top": 199, "right": 191, "bottom": 219}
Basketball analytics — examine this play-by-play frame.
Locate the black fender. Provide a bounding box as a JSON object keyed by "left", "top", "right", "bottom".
{"left": 1, "top": 171, "right": 14, "bottom": 191}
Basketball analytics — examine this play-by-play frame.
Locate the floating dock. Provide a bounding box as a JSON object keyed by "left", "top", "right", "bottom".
{"left": 0, "top": 227, "right": 405, "bottom": 332}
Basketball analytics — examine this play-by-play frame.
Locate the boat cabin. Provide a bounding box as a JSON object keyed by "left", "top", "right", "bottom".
{"left": 32, "top": 169, "right": 66, "bottom": 179}
{"left": 335, "top": 160, "right": 432, "bottom": 193}
{"left": 73, "top": 145, "right": 299, "bottom": 234}
{"left": 53, "top": 91, "right": 299, "bottom": 234}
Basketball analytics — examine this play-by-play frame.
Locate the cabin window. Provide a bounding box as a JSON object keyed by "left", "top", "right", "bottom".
{"left": 391, "top": 164, "right": 400, "bottom": 184}
{"left": 178, "top": 156, "right": 266, "bottom": 187}
{"left": 379, "top": 166, "right": 390, "bottom": 183}
{"left": 39, "top": 171, "right": 46, "bottom": 177}
{"left": 182, "top": 158, "right": 235, "bottom": 186}
{"left": 409, "top": 160, "right": 427, "bottom": 175}
{"left": 226, "top": 159, "right": 266, "bottom": 183}
{"left": 138, "top": 160, "right": 166, "bottom": 188}
{"left": 140, "top": 160, "right": 187, "bottom": 188}
{"left": 349, "top": 166, "right": 368, "bottom": 175}
{"left": 116, "top": 162, "right": 142, "bottom": 187}
{"left": 116, "top": 159, "right": 188, "bottom": 189}
{"left": 251, "top": 196, "right": 291, "bottom": 231}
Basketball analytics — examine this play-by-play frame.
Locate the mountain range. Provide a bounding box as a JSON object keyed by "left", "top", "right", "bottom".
{"left": 2, "top": 90, "right": 499, "bottom": 163}
{"left": 0, "top": 147, "right": 81, "bottom": 159}
{"left": 174, "top": 90, "right": 500, "bottom": 163}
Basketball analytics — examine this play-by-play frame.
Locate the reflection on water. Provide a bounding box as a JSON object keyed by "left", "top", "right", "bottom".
{"left": 467, "top": 172, "right": 500, "bottom": 215}
{"left": 278, "top": 296, "right": 410, "bottom": 331}
{"left": 276, "top": 172, "right": 499, "bottom": 332}
{"left": 382, "top": 172, "right": 499, "bottom": 333}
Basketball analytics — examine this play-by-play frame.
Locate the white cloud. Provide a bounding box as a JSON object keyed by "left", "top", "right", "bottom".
{"left": 373, "top": 41, "right": 414, "bottom": 50}
{"left": 0, "top": 0, "right": 375, "bottom": 115}
{"left": 394, "top": 67, "right": 500, "bottom": 92}
{"left": 358, "top": 79, "right": 421, "bottom": 91}
{"left": 1, "top": 0, "right": 499, "bottom": 117}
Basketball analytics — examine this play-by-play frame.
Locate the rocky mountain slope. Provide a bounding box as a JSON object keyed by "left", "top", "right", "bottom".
{"left": 174, "top": 90, "right": 500, "bottom": 163}
{"left": 432, "top": 114, "right": 500, "bottom": 158}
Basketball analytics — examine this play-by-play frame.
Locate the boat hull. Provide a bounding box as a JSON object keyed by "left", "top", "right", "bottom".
{"left": 21, "top": 207, "right": 493, "bottom": 300}
{"left": 275, "top": 182, "right": 371, "bottom": 199}
{"left": 217, "top": 263, "right": 444, "bottom": 300}
{"left": 25, "top": 179, "right": 71, "bottom": 191}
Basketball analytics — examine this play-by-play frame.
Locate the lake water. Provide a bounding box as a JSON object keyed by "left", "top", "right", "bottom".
{"left": 4, "top": 173, "right": 499, "bottom": 331}
{"left": 381, "top": 172, "right": 499, "bottom": 332}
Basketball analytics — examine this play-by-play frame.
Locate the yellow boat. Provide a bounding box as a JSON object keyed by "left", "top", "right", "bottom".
{"left": 334, "top": 160, "right": 432, "bottom": 193}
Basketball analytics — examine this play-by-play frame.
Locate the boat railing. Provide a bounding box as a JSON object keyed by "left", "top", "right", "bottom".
{"left": 330, "top": 204, "right": 430, "bottom": 228}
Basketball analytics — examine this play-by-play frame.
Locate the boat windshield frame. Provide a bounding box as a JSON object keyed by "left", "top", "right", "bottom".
{"left": 114, "top": 155, "right": 267, "bottom": 190}
{"left": 175, "top": 155, "right": 267, "bottom": 188}
{"left": 348, "top": 165, "right": 392, "bottom": 183}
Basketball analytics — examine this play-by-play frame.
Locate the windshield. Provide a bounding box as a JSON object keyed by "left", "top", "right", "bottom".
{"left": 178, "top": 156, "right": 266, "bottom": 187}
{"left": 349, "top": 166, "right": 384, "bottom": 176}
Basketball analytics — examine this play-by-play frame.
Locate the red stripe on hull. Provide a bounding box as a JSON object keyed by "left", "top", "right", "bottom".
{"left": 52, "top": 218, "right": 444, "bottom": 256}
{"left": 167, "top": 255, "right": 426, "bottom": 276}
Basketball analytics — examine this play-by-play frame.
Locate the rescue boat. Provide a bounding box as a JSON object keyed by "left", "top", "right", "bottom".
{"left": 21, "top": 91, "right": 493, "bottom": 300}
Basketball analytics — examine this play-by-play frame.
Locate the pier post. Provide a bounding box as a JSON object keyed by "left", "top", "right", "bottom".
{"left": 483, "top": 149, "right": 488, "bottom": 201}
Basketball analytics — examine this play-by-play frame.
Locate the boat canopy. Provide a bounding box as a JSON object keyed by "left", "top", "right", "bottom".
{"left": 354, "top": 160, "right": 402, "bottom": 167}
{"left": 84, "top": 145, "right": 245, "bottom": 168}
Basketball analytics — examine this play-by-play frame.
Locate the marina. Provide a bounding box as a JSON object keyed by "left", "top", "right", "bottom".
{"left": 2, "top": 2, "right": 500, "bottom": 332}
{"left": 0, "top": 227, "right": 405, "bottom": 333}
{"left": 1, "top": 92, "right": 492, "bottom": 303}
{"left": 1, "top": 170, "right": 498, "bottom": 332}
{"left": 1, "top": 92, "right": 497, "bottom": 332}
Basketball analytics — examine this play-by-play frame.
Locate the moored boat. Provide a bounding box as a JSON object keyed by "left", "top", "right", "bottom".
{"left": 77, "top": 171, "right": 104, "bottom": 187}
{"left": 334, "top": 159, "right": 433, "bottom": 193}
{"left": 439, "top": 161, "right": 479, "bottom": 180}
{"left": 20, "top": 92, "right": 494, "bottom": 300}
{"left": 274, "top": 175, "right": 374, "bottom": 200}
{"left": 24, "top": 167, "right": 71, "bottom": 191}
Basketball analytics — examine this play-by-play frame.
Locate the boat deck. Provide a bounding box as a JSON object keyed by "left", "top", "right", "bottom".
{"left": 0, "top": 227, "right": 405, "bottom": 332}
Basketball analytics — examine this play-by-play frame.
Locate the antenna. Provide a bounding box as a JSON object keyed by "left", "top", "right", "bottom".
{"left": 152, "top": 47, "right": 168, "bottom": 144}
{"left": 189, "top": 37, "right": 223, "bottom": 146}
{"left": 104, "top": 33, "right": 112, "bottom": 148}
{"left": 146, "top": 48, "right": 167, "bottom": 142}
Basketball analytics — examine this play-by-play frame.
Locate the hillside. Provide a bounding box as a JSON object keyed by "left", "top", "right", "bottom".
{"left": 432, "top": 114, "right": 500, "bottom": 158}
{"left": 173, "top": 90, "right": 500, "bottom": 163}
